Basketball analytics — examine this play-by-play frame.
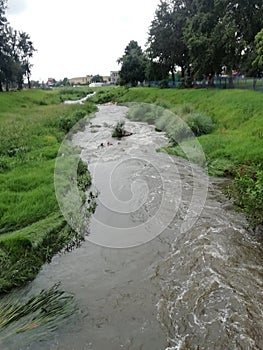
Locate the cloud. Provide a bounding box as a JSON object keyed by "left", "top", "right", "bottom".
{"left": 6, "top": 0, "right": 160, "bottom": 80}
{"left": 7, "top": 0, "right": 28, "bottom": 15}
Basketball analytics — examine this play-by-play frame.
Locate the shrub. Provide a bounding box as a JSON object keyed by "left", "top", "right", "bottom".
{"left": 167, "top": 121, "right": 193, "bottom": 144}
{"left": 112, "top": 121, "right": 125, "bottom": 138}
{"left": 155, "top": 113, "right": 173, "bottom": 131}
{"left": 0, "top": 158, "right": 10, "bottom": 173}
{"left": 92, "top": 90, "right": 115, "bottom": 104}
{"left": 58, "top": 110, "right": 86, "bottom": 133}
{"left": 233, "top": 166, "right": 263, "bottom": 227}
{"left": 77, "top": 159, "right": 91, "bottom": 192}
{"left": 186, "top": 113, "right": 215, "bottom": 136}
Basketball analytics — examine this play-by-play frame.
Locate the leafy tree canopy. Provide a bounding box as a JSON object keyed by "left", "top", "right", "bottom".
{"left": 118, "top": 40, "right": 147, "bottom": 86}
{"left": 91, "top": 74, "right": 104, "bottom": 83}
{"left": 0, "top": 0, "right": 35, "bottom": 91}
{"left": 147, "top": 0, "right": 263, "bottom": 80}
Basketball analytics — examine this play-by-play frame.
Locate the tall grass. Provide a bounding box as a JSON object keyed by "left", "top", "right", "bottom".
{"left": 117, "top": 87, "right": 263, "bottom": 226}
{"left": 0, "top": 283, "right": 76, "bottom": 347}
{"left": 118, "top": 87, "right": 263, "bottom": 169}
{"left": 0, "top": 88, "right": 96, "bottom": 291}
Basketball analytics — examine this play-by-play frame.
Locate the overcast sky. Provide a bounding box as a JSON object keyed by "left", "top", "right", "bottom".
{"left": 6, "top": 0, "right": 160, "bottom": 82}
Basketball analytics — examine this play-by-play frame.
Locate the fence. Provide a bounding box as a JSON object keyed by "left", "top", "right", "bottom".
{"left": 145, "top": 77, "right": 263, "bottom": 91}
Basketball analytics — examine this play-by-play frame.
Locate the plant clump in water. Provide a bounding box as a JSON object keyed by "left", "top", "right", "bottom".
{"left": 0, "top": 284, "right": 76, "bottom": 345}
{"left": 112, "top": 121, "right": 133, "bottom": 138}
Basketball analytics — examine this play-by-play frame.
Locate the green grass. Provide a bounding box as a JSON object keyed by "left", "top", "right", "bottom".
{"left": 117, "top": 87, "right": 263, "bottom": 226}
{"left": 117, "top": 87, "right": 263, "bottom": 169}
{"left": 1, "top": 86, "right": 262, "bottom": 292}
{"left": 0, "top": 88, "right": 96, "bottom": 292}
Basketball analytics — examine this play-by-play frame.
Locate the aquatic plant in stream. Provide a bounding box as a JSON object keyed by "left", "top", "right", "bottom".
{"left": 0, "top": 284, "right": 76, "bottom": 345}
{"left": 112, "top": 120, "right": 125, "bottom": 138}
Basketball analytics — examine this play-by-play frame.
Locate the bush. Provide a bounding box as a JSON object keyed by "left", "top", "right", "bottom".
{"left": 112, "top": 121, "right": 125, "bottom": 138}
{"left": 167, "top": 121, "right": 193, "bottom": 144}
{"left": 58, "top": 110, "right": 86, "bottom": 133}
{"left": 77, "top": 159, "right": 91, "bottom": 192}
{"left": 0, "top": 158, "right": 10, "bottom": 173}
{"left": 186, "top": 113, "right": 215, "bottom": 136}
{"left": 92, "top": 90, "right": 115, "bottom": 104}
{"left": 233, "top": 166, "right": 263, "bottom": 227}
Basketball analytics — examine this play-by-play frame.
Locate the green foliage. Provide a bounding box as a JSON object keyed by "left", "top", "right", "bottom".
{"left": 147, "top": 0, "right": 263, "bottom": 80}
{"left": 58, "top": 87, "right": 93, "bottom": 101}
{"left": 148, "top": 0, "right": 188, "bottom": 81}
{"left": 158, "top": 80, "right": 169, "bottom": 89}
{"left": 58, "top": 109, "right": 86, "bottom": 132}
{"left": 112, "top": 121, "right": 125, "bottom": 138}
{"left": 253, "top": 28, "right": 263, "bottom": 69}
{"left": 91, "top": 74, "right": 103, "bottom": 83}
{"left": 117, "top": 87, "right": 263, "bottom": 226}
{"left": 0, "top": 157, "right": 9, "bottom": 173}
{"left": 0, "top": 1, "right": 35, "bottom": 90}
{"left": 118, "top": 41, "right": 147, "bottom": 86}
{"left": 92, "top": 89, "right": 115, "bottom": 104}
{"left": 127, "top": 100, "right": 213, "bottom": 144}
{"left": 232, "top": 166, "right": 263, "bottom": 227}
{"left": 0, "top": 283, "right": 75, "bottom": 345}
{"left": 186, "top": 113, "right": 215, "bottom": 136}
{"left": 0, "top": 89, "right": 96, "bottom": 291}
{"left": 77, "top": 159, "right": 91, "bottom": 192}
{"left": 119, "top": 88, "right": 263, "bottom": 169}
{"left": 90, "top": 87, "right": 125, "bottom": 104}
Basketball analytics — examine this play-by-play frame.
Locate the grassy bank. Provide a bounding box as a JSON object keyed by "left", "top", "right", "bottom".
{"left": 116, "top": 87, "right": 263, "bottom": 227}
{"left": 0, "top": 88, "right": 96, "bottom": 292}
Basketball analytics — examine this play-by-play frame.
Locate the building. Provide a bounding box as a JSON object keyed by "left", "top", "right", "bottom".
{"left": 102, "top": 76, "right": 110, "bottom": 83}
{"left": 69, "top": 76, "right": 87, "bottom": 86}
{"left": 69, "top": 72, "right": 119, "bottom": 86}
{"left": 110, "top": 71, "right": 120, "bottom": 84}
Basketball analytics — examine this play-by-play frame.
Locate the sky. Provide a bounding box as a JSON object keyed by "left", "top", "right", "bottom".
{"left": 6, "top": 0, "right": 160, "bottom": 82}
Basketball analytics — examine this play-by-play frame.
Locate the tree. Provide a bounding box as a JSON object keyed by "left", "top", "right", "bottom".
{"left": 0, "top": 0, "right": 8, "bottom": 91}
{"left": 118, "top": 40, "right": 147, "bottom": 86}
{"left": 253, "top": 28, "right": 263, "bottom": 72}
{"left": 0, "top": 0, "right": 35, "bottom": 91}
{"left": 148, "top": 0, "right": 189, "bottom": 82}
{"left": 91, "top": 74, "right": 103, "bottom": 83}
{"left": 184, "top": 0, "right": 263, "bottom": 78}
{"left": 145, "top": 60, "right": 169, "bottom": 83}
{"left": 148, "top": 0, "right": 263, "bottom": 85}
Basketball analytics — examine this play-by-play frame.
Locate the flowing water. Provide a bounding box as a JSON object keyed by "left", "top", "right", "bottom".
{"left": 2, "top": 105, "right": 263, "bottom": 350}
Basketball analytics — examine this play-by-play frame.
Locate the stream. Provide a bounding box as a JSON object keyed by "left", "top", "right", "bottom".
{"left": 2, "top": 104, "right": 263, "bottom": 350}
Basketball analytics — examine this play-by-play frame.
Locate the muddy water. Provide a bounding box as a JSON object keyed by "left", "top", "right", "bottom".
{"left": 4, "top": 105, "right": 263, "bottom": 350}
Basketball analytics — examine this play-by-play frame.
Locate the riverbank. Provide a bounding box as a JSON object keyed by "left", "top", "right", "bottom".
{"left": 115, "top": 87, "right": 263, "bottom": 228}
{"left": 3, "top": 104, "right": 262, "bottom": 350}
{"left": 0, "top": 88, "right": 96, "bottom": 292}
{"left": 1, "top": 86, "right": 262, "bottom": 292}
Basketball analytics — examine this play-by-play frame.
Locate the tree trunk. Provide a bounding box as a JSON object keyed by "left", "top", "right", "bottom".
{"left": 17, "top": 76, "right": 23, "bottom": 90}
{"left": 171, "top": 66, "right": 175, "bottom": 86}
{"left": 27, "top": 75, "right": 31, "bottom": 89}
{"left": 227, "top": 67, "right": 233, "bottom": 88}
{"left": 0, "top": 81, "right": 3, "bottom": 92}
{"left": 186, "top": 66, "right": 192, "bottom": 88}
{"left": 181, "top": 67, "right": 185, "bottom": 78}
